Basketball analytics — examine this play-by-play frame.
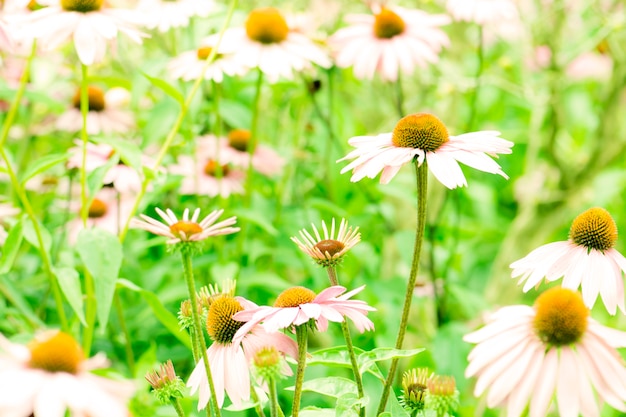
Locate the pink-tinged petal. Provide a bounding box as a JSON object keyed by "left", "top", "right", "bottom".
{"left": 314, "top": 286, "right": 347, "bottom": 302}
{"left": 73, "top": 20, "right": 98, "bottom": 65}
{"left": 577, "top": 341, "right": 626, "bottom": 411}
{"left": 464, "top": 310, "right": 533, "bottom": 344}
{"left": 581, "top": 250, "right": 601, "bottom": 309}
{"left": 224, "top": 346, "right": 250, "bottom": 408}
{"left": 208, "top": 344, "right": 226, "bottom": 408}
{"left": 264, "top": 308, "right": 300, "bottom": 332}
{"left": 561, "top": 245, "right": 588, "bottom": 290}
{"left": 33, "top": 377, "right": 67, "bottom": 417}
{"left": 529, "top": 348, "right": 558, "bottom": 417}
{"left": 556, "top": 348, "right": 580, "bottom": 417}
{"left": 587, "top": 320, "right": 626, "bottom": 348}
{"left": 299, "top": 302, "right": 321, "bottom": 320}
{"left": 506, "top": 341, "right": 544, "bottom": 417}
{"left": 596, "top": 251, "right": 618, "bottom": 315}
{"left": 426, "top": 150, "right": 467, "bottom": 189}
{"left": 466, "top": 325, "right": 530, "bottom": 376}
{"left": 473, "top": 334, "right": 531, "bottom": 396}
{"left": 572, "top": 349, "right": 600, "bottom": 417}
{"left": 485, "top": 336, "right": 533, "bottom": 407}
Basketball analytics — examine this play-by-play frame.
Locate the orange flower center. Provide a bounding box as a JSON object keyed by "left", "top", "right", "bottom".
{"left": 314, "top": 239, "right": 345, "bottom": 256}
{"left": 228, "top": 129, "right": 251, "bottom": 152}
{"left": 203, "top": 160, "right": 230, "bottom": 177}
{"left": 391, "top": 113, "right": 449, "bottom": 151}
{"left": 533, "top": 287, "right": 589, "bottom": 346}
{"left": 61, "top": 0, "right": 102, "bottom": 12}
{"left": 169, "top": 221, "right": 202, "bottom": 239}
{"left": 569, "top": 207, "right": 618, "bottom": 252}
{"left": 87, "top": 198, "right": 107, "bottom": 218}
{"left": 72, "top": 86, "right": 106, "bottom": 112}
{"left": 374, "top": 8, "right": 406, "bottom": 39}
{"left": 28, "top": 331, "right": 84, "bottom": 374}
{"left": 196, "top": 46, "right": 213, "bottom": 60}
{"left": 28, "top": 0, "right": 44, "bottom": 10}
{"left": 245, "top": 8, "right": 289, "bottom": 44}
{"left": 274, "top": 286, "right": 316, "bottom": 308}
{"left": 206, "top": 295, "right": 244, "bottom": 344}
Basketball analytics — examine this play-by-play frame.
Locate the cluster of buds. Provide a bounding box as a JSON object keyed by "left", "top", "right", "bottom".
{"left": 400, "top": 368, "right": 459, "bottom": 417}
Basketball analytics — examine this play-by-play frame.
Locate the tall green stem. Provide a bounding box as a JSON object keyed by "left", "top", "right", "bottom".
{"left": 268, "top": 377, "right": 279, "bottom": 417}
{"left": 327, "top": 267, "right": 365, "bottom": 417}
{"left": 394, "top": 72, "right": 405, "bottom": 119}
{"left": 171, "top": 398, "right": 186, "bottom": 417}
{"left": 377, "top": 161, "right": 428, "bottom": 414}
{"left": 114, "top": 291, "right": 136, "bottom": 375}
{"left": 250, "top": 383, "right": 266, "bottom": 417}
{"left": 466, "top": 25, "right": 484, "bottom": 131}
{"left": 292, "top": 325, "right": 309, "bottom": 417}
{"left": 78, "top": 63, "right": 90, "bottom": 226}
{"left": 181, "top": 250, "right": 221, "bottom": 417}
{"left": 244, "top": 70, "right": 264, "bottom": 206}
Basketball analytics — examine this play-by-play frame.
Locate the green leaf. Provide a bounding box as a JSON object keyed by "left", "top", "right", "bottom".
{"left": 308, "top": 345, "right": 384, "bottom": 381}
{"left": 22, "top": 216, "right": 52, "bottom": 255}
{"left": 336, "top": 393, "right": 368, "bottom": 417}
{"left": 300, "top": 377, "right": 357, "bottom": 399}
{"left": 218, "top": 98, "right": 252, "bottom": 128}
{"left": 0, "top": 220, "right": 23, "bottom": 274}
{"left": 358, "top": 347, "right": 425, "bottom": 376}
{"left": 387, "top": 393, "right": 410, "bottom": 417}
{"left": 87, "top": 154, "right": 119, "bottom": 198}
{"left": 117, "top": 279, "right": 191, "bottom": 349}
{"left": 0, "top": 279, "right": 45, "bottom": 328}
{"left": 19, "top": 153, "right": 68, "bottom": 185}
{"left": 52, "top": 266, "right": 86, "bottom": 326}
{"left": 93, "top": 137, "right": 143, "bottom": 172}
{"left": 142, "top": 72, "right": 184, "bottom": 107}
{"left": 76, "top": 229, "right": 123, "bottom": 328}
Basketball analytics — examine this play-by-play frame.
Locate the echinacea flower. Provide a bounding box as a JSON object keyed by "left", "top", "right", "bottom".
{"left": 291, "top": 218, "right": 360, "bottom": 267}
{"left": 21, "top": 0, "right": 145, "bottom": 65}
{"left": 56, "top": 86, "right": 134, "bottom": 135}
{"left": 169, "top": 155, "right": 245, "bottom": 198}
{"left": 167, "top": 42, "right": 248, "bottom": 83}
{"left": 187, "top": 294, "right": 297, "bottom": 409}
{"left": 511, "top": 207, "right": 626, "bottom": 315}
{"left": 464, "top": 287, "right": 626, "bottom": 417}
{"left": 233, "top": 285, "right": 376, "bottom": 341}
{"left": 130, "top": 207, "right": 239, "bottom": 244}
{"left": 137, "top": 0, "right": 214, "bottom": 33}
{"left": 328, "top": 4, "right": 450, "bottom": 82}
{"left": 145, "top": 360, "right": 185, "bottom": 404}
{"left": 210, "top": 7, "right": 331, "bottom": 83}
{"left": 446, "top": 0, "right": 518, "bottom": 25}
{"left": 0, "top": 330, "right": 135, "bottom": 417}
{"left": 338, "top": 113, "right": 513, "bottom": 189}
{"left": 196, "top": 131, "right": 285, "bottom": 176}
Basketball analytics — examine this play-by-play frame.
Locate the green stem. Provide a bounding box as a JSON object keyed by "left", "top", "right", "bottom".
{"left": 377, "top": 161, "right": 428, "bottom": 414}
{"left": 114, "top": 291, "right": 136, "bottom": 376}
{"left": 79, "top": 63, "right": 89, "bottom": 226}
{"left": 0, "top": 41, "right": 36, "bottom": 149}
{"left": 250, "top": 383, "right": 267, "bottom": 417}
{"left": 292, "top": 325, "right": 309, "bottom": 417}
{"left": 170, "top": 397, "right": 186, "bottom": 417}
{"left": 244, "top": 69, "right": 264, "bottom": 206}
{"left": 327, "top": 267, "right": 365, "bottom": 417}
{"left": 181, "top": 250, "right": 221, "bottom": 417}
{"left": 268, "top": 377, "right": 279, "bottom": 417}
{"left": 466, "top": 25, "right": 484, "bottom": 131}
{"left": 117, "top": 0, "right": 238, "bottom": 242}
{"left": 0, "top": 148, "right": 68, "bottom": 330}
{"left": 395, "top": 72, "right": 405, "bottom": 119}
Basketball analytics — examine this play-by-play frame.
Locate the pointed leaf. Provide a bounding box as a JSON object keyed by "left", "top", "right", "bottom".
{"left": 22, "top": 216, "right": 51, "bottom": 255}
{"left": 0, "top": 220, "right": 23, "bottom": 274}
{"left": 309, "top": 345, "right": 384, "bottom": 380}
{"left": 52, "top": 266, "right": 86, "bottom": 325}
{"left": 76, "top": 229, "right": 122, "bottom": 328}
{"left": 19, "top": 153, "right": 68, "bottom": 185}
{"left": 358, "top": 347, "right": 425, "bottom": 375}
{"left": 300, "top": 377, "right": 357, "bottom": 399}
{"left": 142, "top": 72, "right": 184, "bottom": 107}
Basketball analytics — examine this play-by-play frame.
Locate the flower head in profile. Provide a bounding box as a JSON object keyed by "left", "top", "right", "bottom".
{"left": 167, "top": 41, "right": 248, "bottom": 83}
{"left": 511, "top": 207, "right": 626, "bottom": 315}
{"left": 400, "top": 368, "right": 429, "bottom": 413}
{"left": 56, "top": 86, "right": 134, "bottom": 135}
{"left": 328, "top": 4, "right": 450, "bottom": 81}
{"left": 233, "top": 285, "right": 376, "bottom": 341}
{"left": 464, "top": 287, "right": 626, "bottom": 417}
{"left": 0, "top": 330, "right": 135, "bottom": 416}
{"left": 210, "top": 7, "right": 331, "bottom": 83}
{"left": 446, "top": 0, "right": 518, "bottom": 25}
{"left": 137, "top": 0, "right": 214, "bottom": 33}
{"left": 291, "top": 218, "right": 360, "bottom": 267}
{"left": 145, "top": 360, "right": 185, "bottom": 404}
{"left": 338, "top": 113, "right": 513, "bottom": 189}
{"left": 130, "top": 207, "right": 239, "bottom": 245}
{"left": 21, "top": 0, "right": 146, "bottom": 65}
{"left": 187, "top": 290, "right": 297, "bottom": 410}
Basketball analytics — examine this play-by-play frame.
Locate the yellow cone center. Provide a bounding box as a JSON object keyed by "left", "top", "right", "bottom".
{"left": 61, "top": 0, "right": 102, "bottom": 12}
{"left": 29, "top": 331, "right": 84, "bottom": 374}
{"left": 391, "top": 113, "right": 449, "bottom": 151}
{"left": 374, "top": 8, "right": 406, "bottom": 39}
{"left": 73, "top": 86, "right": 106, "bottom": 112}
{"left": 203, "top": 160, "right": 230, "bottom": 177}
{"left": 228, "top": 129, "right": 251, "bottom": 152}
{"left": 314, "top": 239, "right": 345, "bottom": 256}
{"left": 533, "top": 287, "right": 588, "bottom": 346}
{"left": 245, "top": 8, "right": 289, "bottom": 44}
{"left": 169, "top": 221, "right": 202, "bottom": 239}
{"left": 206, "top": 296, "right": 245, "bottom": 344}
{"left": 274, "top": 286, "right": 316, "bottom": 308}
{"left": 197, "top": 46, "right": 213, "bottom": 60}
{"left": 569, "top": 207, "right": 618, "bottom": 252}
{"left": 87, "top": 198, "right": 107, "bottom": 218}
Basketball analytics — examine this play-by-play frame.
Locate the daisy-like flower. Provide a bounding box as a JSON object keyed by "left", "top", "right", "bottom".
{"left": 328, "top": 4, "right": 450, "bottom": 82}
{"left": 167, "top": 41, "right": 248, "bottom": 83}
{"left": 291, "top": 218, "right": 360, "bottom": 267}
{"left": 446, "top": 0, "right": 518, "bottom": 25}
{"left": 0, "top": 330, "right": 135, "bottom": 416}
{"left": 464, "top": 287, "right": 626, "bottom": 417}
{"left": 169, "top": 155, "right": 245, "bottom": 198}
{"left": 511, "top": 207, "right": 626, "bottom": 315}
{"left": 56, "top": 86, "right": 134, "bottom": 135}
{"left": 196, "top": 131, "right": 285, "bottom": 176}
{"left": 130, "top": 207, "right": 239, "bottom": 244}
{"left": 338, "top": 113, "right": 513, "bottom": 189}
{"left": 233, "top": 285, "right": 376, "bottom": 342}
{"left": 137, "top": 0, "right": 213, "bottom": 33}
{"left": 210, "top": 7, "right": 331, "bottom": 83}
{"left": 187, "top": 293, "right": 298, "bottom": 409}
{"left": 20, "top": 0, "right": 145, "bottom": 65}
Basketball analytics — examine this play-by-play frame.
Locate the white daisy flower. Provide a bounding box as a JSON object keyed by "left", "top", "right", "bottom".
{"left": 446, "top": 0, "right": 518, "bottom": 25}
{"left": 137, "top": 0, "right": 214, "bottom": 33}
{"left": 328, "top": 4, "right": 450, "bottom": 81}
{"left": 338, "top": 113, "right": 513, "bottom": 188}
{"left": 464, "top": 287, "right": 626, "bottom": 417}
{"left": 511, "top": 207, "right": 626, "bottom": 315}
{"left": 290, "top": 218, "right": 361, "bottom": 267}
{"left": 167, "top": 41, "right": 248, "bottom": 83}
